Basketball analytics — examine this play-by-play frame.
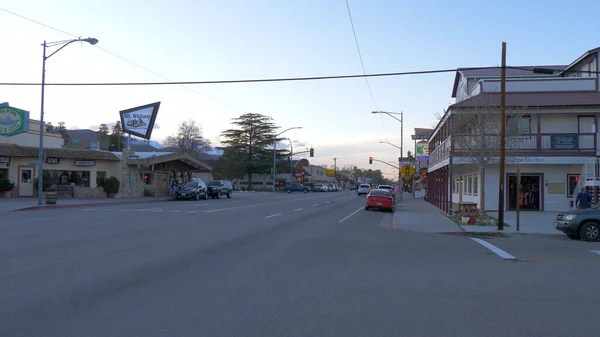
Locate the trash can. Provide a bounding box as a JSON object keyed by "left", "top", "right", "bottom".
{"left": 45, "top": 188, "right": 57, "bottom": 205}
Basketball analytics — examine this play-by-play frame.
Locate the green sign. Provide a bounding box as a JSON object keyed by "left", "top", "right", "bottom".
{"left": 0, "top": 105, "right": 30, "bottom": 137}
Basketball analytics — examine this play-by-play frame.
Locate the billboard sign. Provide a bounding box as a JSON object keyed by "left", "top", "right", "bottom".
{"left": 119, "top": 102, "right": 160, "bottom": 140}
{"left": 0, "top": 105, "right": 30, "bottom": 137}
{"left": 415, "top": 140, "right": 429, "bottom": 160}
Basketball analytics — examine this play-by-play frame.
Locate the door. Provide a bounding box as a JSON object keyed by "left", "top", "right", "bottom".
{"left": 19, "top": 167, "right": 34, "bottom": 197}
{"left": 508, "top": 174, "right": 542, "bottom": 211}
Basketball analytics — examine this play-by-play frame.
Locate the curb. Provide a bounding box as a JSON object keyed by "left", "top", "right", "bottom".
{"left": 12, "top": 198, "right": 173, "bottom": 212}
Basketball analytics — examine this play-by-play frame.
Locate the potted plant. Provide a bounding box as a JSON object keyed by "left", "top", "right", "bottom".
{"left": 0, "top": 179, "right": 15, "bottom": 198}
{"left": 103, "top": 176, "right": 120, "bottom": 198}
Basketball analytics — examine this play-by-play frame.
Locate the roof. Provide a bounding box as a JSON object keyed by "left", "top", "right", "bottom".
{"left": 558, "top": 47, "right": 600, "bottom": 76}
{"left": 414, "top": 128, "right": 434, "bottom": 136}
{"left": 450, "top": 91, "right": 600, "bottom": 109}
{"left": 125, "top": 152, "right": 212, "bottom": 172}
{"left": 451, "top": 65, "right": 566, "bottom": 98}
{"left": 0, "top": 143, "right": 121, "bottom": 161}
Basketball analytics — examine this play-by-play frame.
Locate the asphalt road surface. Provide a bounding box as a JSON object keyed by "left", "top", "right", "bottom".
{"left": 1, "top": 191, "right": 600, "bottom": 337}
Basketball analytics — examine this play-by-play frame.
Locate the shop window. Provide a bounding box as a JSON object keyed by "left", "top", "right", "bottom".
{"left": 47, "top": 170, "right": 91, "bottom": 187}
{"left": 0, "top": 168, "right": 7, "bottom": 180}
{"left": 473, "top": 174, "right": 478, "bottom": 196}
{"left": 467, "top": 176, "right": 472, "bottom": 195}
{"left": 97, "top": 171, "right": 106, "bottom": 188}
{"left": 567, "top": 174, "right": 580, "bottom": 197}
{"left": 463, "top": 178, "right": 467, "bottom": 194}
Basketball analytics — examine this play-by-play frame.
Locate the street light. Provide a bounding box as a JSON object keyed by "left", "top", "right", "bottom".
{"left": 373, "top": 111, "right": 404, "bottom": 185}
{"left": 284, "top": 137, "right": 294, "bottom": 185}
{"left": 378, "top": 141, "right": 401, "bottom": 151}
{"left": 38, "top": 37, "right": 98, "bottom": 206}
{"left": 272, "top": 126, "right": 302, "bottom": 192}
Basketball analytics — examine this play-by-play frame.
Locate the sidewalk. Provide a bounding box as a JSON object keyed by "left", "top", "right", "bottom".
{"left": 0, "top": 196, "right": 173, "bottom": 212}
{"left": 392, "top": 194, "right": 462, "bottom": 233}
{"left": 461, "top": 211, "right": 563, "bottom": 235}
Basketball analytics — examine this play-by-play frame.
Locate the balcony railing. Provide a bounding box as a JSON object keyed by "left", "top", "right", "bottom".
{"left": 429, "top": 136, "right": 452, "bottom": 163}
{"left": 452, "top": 133, "right": 595, "bottom": 153}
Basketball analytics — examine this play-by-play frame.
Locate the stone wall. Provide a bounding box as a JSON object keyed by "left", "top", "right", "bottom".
{"left": 73, "top": 186, "right": 106, "bottom": 199}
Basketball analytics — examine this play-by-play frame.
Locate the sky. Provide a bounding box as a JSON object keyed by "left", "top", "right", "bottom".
{"left": 1, "top": 0, "right": 599, "bottom": 179}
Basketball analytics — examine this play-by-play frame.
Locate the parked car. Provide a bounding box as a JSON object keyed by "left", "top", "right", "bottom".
{"left": 205, "top": 180, "right": 233, "bottom": 199}
{"left": 554, "top": 204, "right": 600, "bottom": 241}
{"left": 282, "top": 183, "right": 310, "bottom": 193}
{"left": 314, "top": 184, "right": 327, "bottom": 192}
{"left": 365, "top": 189, "right": 395, "bottom": 212}
{"left": 357, "top": 184, "right": 371, "bottom": 196}
{"left": 175, "top": 180, "right": 208, "bottom": 200}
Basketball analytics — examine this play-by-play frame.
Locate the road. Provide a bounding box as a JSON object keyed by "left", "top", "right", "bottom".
{"left": 1, "top": 190, "right": 600, "bottom": 336}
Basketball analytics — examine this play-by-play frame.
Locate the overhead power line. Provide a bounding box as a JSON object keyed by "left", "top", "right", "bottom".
{"left": 345, "top": 0, "right": 378, "bottom": 110}
{"left": 0, "top": 7, "right": 249, "bottom": 114}
{"left": 0, "top": 66, "right": 502, "bottom": 86}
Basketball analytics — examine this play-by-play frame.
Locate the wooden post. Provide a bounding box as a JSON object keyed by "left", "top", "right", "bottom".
{"left": 497, "top": 42, "right": 507, "bottom": 230}
{"left": 516, "top": 164, "right": 521, "bottom": 231}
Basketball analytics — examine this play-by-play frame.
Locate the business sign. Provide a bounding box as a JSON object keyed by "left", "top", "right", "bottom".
{"left": 119, "top": 102, "right": 160, "bottom": 140}
{"left": 411, "top": 134, "right": 430, "bottom": 140}
{"left": 0, "top": 156, "right": 10, "bottom": 163}
{"left": 325, "top": 168, "right": 335, "bottom": 177}
{"left": 74, "top": 160, "right": 96, "bottom": 167}
{"left": 415, "top": 140, "right": 429, "bottom": 160}
{"left": 46, "top": 157, "right": 60, "bottom": 164}
{"left": 0, "top": 105, "right": 30, "bottom": 137}
{"left": 551, "top": 134, "right": 579, "bottom": 150}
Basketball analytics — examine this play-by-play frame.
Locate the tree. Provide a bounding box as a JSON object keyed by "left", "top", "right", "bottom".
{"left": 165, "top": 119, "right": 211, "bottom": 154}
{"left": 452, "top": 101, "right": 527, "bottom": 216}
{"left": 211, "top": 147, "right": 247, "bottom": 180}
{"left": 98, "top": 124, "right": 109, "bottom": 136}
{"left": 110, "top": 121, "right": 124, "bottom": 151}
{"left": 219, "top": 113, "right": 282, "bottom": 187}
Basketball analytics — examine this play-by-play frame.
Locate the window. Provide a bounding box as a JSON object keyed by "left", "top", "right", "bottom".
{"left": 97, "top": 171, "right": 106, "bottom": 188}
{"left": 47, "top": 170, "right": 90, "bottom": 187}
{"left": 567, "top": 174, "right": 580, "bottom": 197}
{"left": 473, "top": 174, "right": 478, "bottom": 196}
{"left": 507, "top": 115, "right": 531, "bottom": 134}
{"left": 467, "top": 176, "right": 472, "bottom": 195}
{"left": 0, "top": 168, "right": 7, "bottom": 181}
{"left": 463, "top": 178, "right": 467, "bottom": 194}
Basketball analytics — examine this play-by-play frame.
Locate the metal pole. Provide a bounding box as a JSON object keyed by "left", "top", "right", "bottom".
{"left": 516, "top": 164, "right": 521, "bottom": 231}
{"left": 289, "top": 140, "right": 293, "bottom": 185}
{"left": 497, "top": 42, "right": 507, "bottom": 231}
{"left": 272, "top": 139, "right": 277, "bottom": 192}
{"left": 37, "top": 41, "right": 47, "bottom": 206}
{"left": 400, "top": 111, "right": 404, "bottom": 193}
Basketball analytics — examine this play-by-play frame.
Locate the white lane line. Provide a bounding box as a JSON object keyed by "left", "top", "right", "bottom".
{"left": 171, "top": 210, "right": 180, "bottom": 213}
{"left": 186, "top": 210, "right": 198, "bottom": 213}
{"left": 194, "top": 203, "right": 210, "bottom": 206}
{"left": 265, "top": 213, "right": 282, "bottom": 218}
{"left": 339, "top": 206, "right": 364, "bottom": 223}
{"left": 81, "top": 208, "right": 95, "bottom": 211}
{"left": 591, "top": 250, "right": 600, "bottom": 256}
{"left": 313, "top": 204, "right": 320, "bottom": 207}
{"left": 294, "top": 208, "right": 303, "bottom": 212}
{"left": 471, "top": 238, "right": 516, "bottom": 260}
{"left": 325, "top": 201, "right": 332, "bottom": 204}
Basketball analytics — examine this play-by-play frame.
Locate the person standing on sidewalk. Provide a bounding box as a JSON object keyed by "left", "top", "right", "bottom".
{"left": 576, "top": 189, "right": 592, "bottom": 209}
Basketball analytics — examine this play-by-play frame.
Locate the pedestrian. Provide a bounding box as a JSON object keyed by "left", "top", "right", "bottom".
{"left": 576, "top": 188, "right": 593, "bottom": 209}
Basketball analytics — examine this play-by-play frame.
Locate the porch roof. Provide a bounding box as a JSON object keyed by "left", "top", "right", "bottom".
{"left": 0, "top": 144, "right": 120, "bottom": 161}
{"left": 450, "top": 91, "right": 600, "bottom": 109}
{"left": 124, "top": 151, "right": 212, "bottom": 172}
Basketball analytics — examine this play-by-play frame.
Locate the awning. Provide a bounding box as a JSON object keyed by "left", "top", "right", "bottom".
{"left": 416, "top": 176, "right": 427, "bottom": 184}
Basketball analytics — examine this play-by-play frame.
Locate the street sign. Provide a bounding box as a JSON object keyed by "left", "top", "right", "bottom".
{"left": 28, "top": 162, "right": 39, "bottom": 166}
{"left": 401, "top": 164, "right": 415, "bottom": 177}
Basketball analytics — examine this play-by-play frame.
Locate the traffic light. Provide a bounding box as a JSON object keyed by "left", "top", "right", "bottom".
{"left": 309, "top": 148, "right": 314, "bottom": 157}
{"left": 369, "top": 157, "right": 373, "bottom": 164}
{"left": 301, "top": 171, "right": 305, "bottom": 177}
{"left": 405, "top": 166, "right": 410, "bottom": 176}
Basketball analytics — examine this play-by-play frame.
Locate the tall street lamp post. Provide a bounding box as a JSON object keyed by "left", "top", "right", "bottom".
{"left": 272, "top": 126, "right": 302, "bottom": 192}
{"left": 38, "top": 37, "right": 98, "bottom": 206}
{"left": 372, "top": 111, "right": 403, "bottom": 184}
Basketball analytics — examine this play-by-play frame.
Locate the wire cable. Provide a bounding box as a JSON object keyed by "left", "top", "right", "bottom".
{"left": 0, "top": 66, "right": 503, "bottom": 86}
{"left": 345, "top": 0, "right": 378, "bottom": 110}
{"left": 0, "top": 7, "right": 249, "bottom": 114}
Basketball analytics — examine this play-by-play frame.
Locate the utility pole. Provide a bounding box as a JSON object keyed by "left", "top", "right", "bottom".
{"left": 333, "top": 157, "right": 337, "bottom": 178}
{"left": 497, "top": 42, "right": 507, "bottom": 231}
{"left": 400, "top": 111, "right": 404, "bottom": 188}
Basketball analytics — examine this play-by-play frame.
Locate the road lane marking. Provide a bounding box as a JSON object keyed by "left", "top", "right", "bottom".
{"left": 294, "top": 208, "right": 303, "bottom": 212}
{"left": 171, "top": 210, "right": 180, "bottom": 213}
{"left": 204, "top": 198, "right": 311, "bottom": 213}
{"left": 591, "top": 250, "right": 600, "bottom": 256}
{"left": 325, "top": 201, "right": 331, "bottom": 204}
{"left": 339, "top": 206, "right": 364, "bottom": 223}
{"left": 471, "top": 238, "right": 516, "bottom": 260}
{"left": 186, "top": 211, "right": 198, "bottom": 213}
{"left": 194, "top": 204, "right": 210, "bottom": 206}
{"left": 265, "top": 213, "right": 282, "bottom": 218}
{"left": 313, "top": 204, "right": 320, "bottom": 207}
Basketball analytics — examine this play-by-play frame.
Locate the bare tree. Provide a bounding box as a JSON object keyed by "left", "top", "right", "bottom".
{"left": 165, "top": 119, "right": 211, "bottom": 154}
{"left": 452, "top": 100, "right": 529, "bottom": 216}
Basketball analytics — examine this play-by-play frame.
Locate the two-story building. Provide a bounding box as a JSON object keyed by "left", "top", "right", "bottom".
{"left": 428, "top": 47, "right": 600, "bottom": 213}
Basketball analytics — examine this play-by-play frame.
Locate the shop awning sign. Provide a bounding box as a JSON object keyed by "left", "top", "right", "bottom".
{"left": 119, "top": 102, "right": 160, "bottom": 140}
{"left": 0, "top": 105, "right": 30, "bottom": 137}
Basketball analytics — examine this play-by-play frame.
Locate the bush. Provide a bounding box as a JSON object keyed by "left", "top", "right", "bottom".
{"left": 103, "top": 176, "right": 120, "bottom": 194}
{"left": 0, "top": 179, "right": 15, "bottom": 192}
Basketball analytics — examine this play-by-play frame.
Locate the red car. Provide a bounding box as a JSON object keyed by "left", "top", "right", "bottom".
{"left": 365, "top": 189, "right": 395, "bottom": 212}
